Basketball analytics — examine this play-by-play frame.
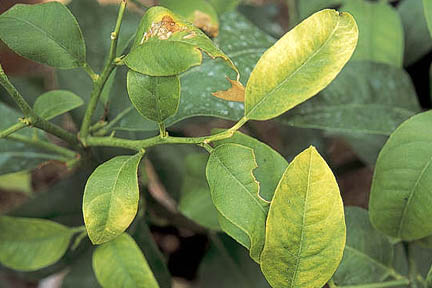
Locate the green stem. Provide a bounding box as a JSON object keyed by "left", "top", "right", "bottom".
{"left": 93, "top": 106, "right": 133, "bottom": 136}
{"left": 334, "top": 279, "right": 410, "bottom": 288}
{"left": 406, "top": 242, "right": 420, "bottom": 288}
{"left": 0, "top": 65, "right": 79, "bottom": 147}
{"left": 159, "top": 122, "right": 168, "bottom": 138}
{"left": 8, "top": 134, "right": 78, "bottom": 159}
{"left": 0, "top": 122, "right": 26, "bottom": 139}
{"left": 79, "top": 0, "right": 127, "bottom": 144}
{"left": 82, "top": 62, "right": 99, "bottom": 82}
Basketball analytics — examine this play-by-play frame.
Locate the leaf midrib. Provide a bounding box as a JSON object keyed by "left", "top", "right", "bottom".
{"left": 246, "top": 15, "right": 342, "bottom": 118}
{"left": 1, "top": 15, "right": 79, "bottom": 63}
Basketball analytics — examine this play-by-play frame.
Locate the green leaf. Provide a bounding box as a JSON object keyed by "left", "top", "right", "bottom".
{"left": 213, "top": 130, "right": 288, "bottom": 202}
{"left": 207, "top": 0, "right": 241, "bottom": 15}
{"left": 425, "top": 0, "right": 432, "bottom": 38}
{"left": 83, "top": 153, "right": 144, "bottom": 244}
{"left": 341, "top": 1, "right": 404, "bottom": 67}
{"left": 0, "top": 216, "right": 74, "bottom": 271}
{"left": 260, "top": 146, "right": 345, "bottom": 288}
{"left": 62, "top": 248, "right": 100, "bottom": 288}
{"left": 0, "top": 103, "right": 65, "bottom": 175}
{"left": 112, "top": 11, "right": 274, "bottom": 132}
{"left": 399, "top": 0, "right": 432, "bottom": 66}
{"left": 206, "top": 143, "right": 267, "bottom": 262}
{"left": 370, "top": 111, "right": 432, "bottom": 241}
{"left": 159, "top": 0, "right": 219, "bottom": 37}
{"left": 0, "top": 2, "right": 86, "bottom": 69}
{"left": 199, "top": 233, "right": 270, "bottom": 288}
{"left": 93, "top": 233, "right": 159, "bottom": 288}
{"left": 333, "top": 207, "right": 396, "bottom": 285}
{"left": 124, "top": 6, "right": 237, "bottom": 76}
{"left": 0, "top": 171, "right": 32, "bottom": 195}
{"left": 127, "top": 71, "right": 180, "bottom": 123}
{"left": 244, "top": 9, "right": 358, "bottom": 121}
{"left": 282, "top": 61, "right": 421, "bottom": 135}
{"left": 178, "top": 153, "right": 220, "bottom": 231}
{"left": 297, "top": 0, "right": 343, "bottom": 20}
{"left": 33, "top": 90, "right": 83, "bottom": 120}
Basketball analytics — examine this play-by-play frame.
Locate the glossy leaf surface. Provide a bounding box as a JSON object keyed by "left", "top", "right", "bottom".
{"left": 83, "top": 153, "right": 144, "bottom": 244}
{"left": 33, "top": 90, "right": 84, "bottom": 120}
{"left": 124, "top": 6, "right": 236, "bottom": 76}
{"left": 127, "top": 71, "right": 180, "bottom": 123}
{"left": 93, "top": 233, "right": 159, "bottom": 288}
{"left": 0, "top": 2, "right": 86, "bottom": 68}
{"left": 333, "top": 207, "right": 395, "bottom": 285}
{"left": 244, "top": 9, "right": 358, "bottom": 120}
{"left": 341, "top": 1, "right": 404, "bottom": 67}
{"left": 370, "top": 111, "right": 432, "bottom": 240}
{"left": 0, "top": 216, "right": 73, "bottom": 271}
{"left": 260, "top": 146, "right": 345, "bottom": 288}
{"left": 206, "top": 144, "right": 267, "bottom": 262}
{"left": 214, "top": 130, "right": 288, "bottom": 202}
{"left": 282, "top": 61, "right": 420, "bottom": 135}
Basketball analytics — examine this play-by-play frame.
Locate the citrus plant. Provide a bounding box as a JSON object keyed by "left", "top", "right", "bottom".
{"left": 2, "top": 0, "right": 430, "bottom": 287}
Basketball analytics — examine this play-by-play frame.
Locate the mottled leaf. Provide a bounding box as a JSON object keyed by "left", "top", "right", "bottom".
{"left": 0, "top": 216, "right": 74, "bottom": 271}
{"left": 341, "top": 1, "right": 404, "bottom": 67}
{"left": 370, "top": 111, "right": 432, "bottom": 240}
{"left": 244, "top": 9, "right": 358, "bottom": 120}
{"left": 83, "top": 153, "right": 144, "bottom": 244}
{"left": 0, "top": 2, "right": 85, "bottom": 68}
{"left": 33, "top": 90, "right": 83, "bottom": 120}
{"left": 206, "top": 144, "right": 267, "bottom": 262}
{"left": 93, "top": 233, "right": 159, "bottom": 288}
{"left": 260, "top": 146, "right": 345, "bottom": 288}
{"left": 159, "top": 0, "right": 219, "bottom": 37}
{"left": 127, "top": 71, "right": 180, "bottom": 123}
{"left": 124, "top": 6, "right": 237, "bottom": 76}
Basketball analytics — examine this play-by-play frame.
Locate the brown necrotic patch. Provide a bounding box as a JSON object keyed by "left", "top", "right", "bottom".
{"left": 140, "top": 15, "right": 187, "bottom": 43}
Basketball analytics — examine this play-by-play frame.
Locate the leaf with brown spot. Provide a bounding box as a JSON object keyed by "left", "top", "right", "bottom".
{"left": 212, "top": 77, "right": 245, "bottom": 102}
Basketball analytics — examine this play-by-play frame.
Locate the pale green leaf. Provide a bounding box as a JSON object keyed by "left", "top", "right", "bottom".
{"left": 427, "top": 265, "right": 432, "bottom": 288}
{"left": 93, "top": 233, "right": 159, "bottom": 288}
{"left": 83, "top": 153, "right": 144, "bottom": 244}
{"left": 159, "top": 0, "right": 219, "bottom": 37}
{"left": 333, "top": 207, "right": 395, "bottom": 285}
{"left": 206, "top": 143, "right": 267, "bottom": 262}
{"left": 112, "top": 11, "right": 274, "bottom": 132}
{"left": 0, "top": 2, "right": 86, "bottom": 69}
{"left": 425, "top": 0, "right": 432, "bottom": 38}
{"left": 213, "top": 130, "right": 288, "bottom": 202}
{"left": 33, "top": 90, "right": 84, "bottom": 120}
{"left": 0, "top": 171, "right": 32, "bottom": 195}
{"left": 178, "top": 153, "right": 220, "bottom": 231}
{"left": 370, "top": 110, "right": 432, "bottom": 241}
{"left": 0, "top": 216, "right": 74, "bottom": 271}
{"left": 244, "top": 9, "right": 358, "bottom": 120}
{"left": 282, "top": 61, "right": 420, "bottom": 135}
{"left": 260, "top": 146, "right": 345, "bottom": 288}
{"left": 124, "top": 6, "right": 237, "bottom": 76}
{"left": 341, "top": 1, "right": 404, "bottom": 67}
{"left": 399, "top": 0, "right": 432, "bottom": 66}
{"left": 127, "top": 71, "right": 180, "bottom": 123}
